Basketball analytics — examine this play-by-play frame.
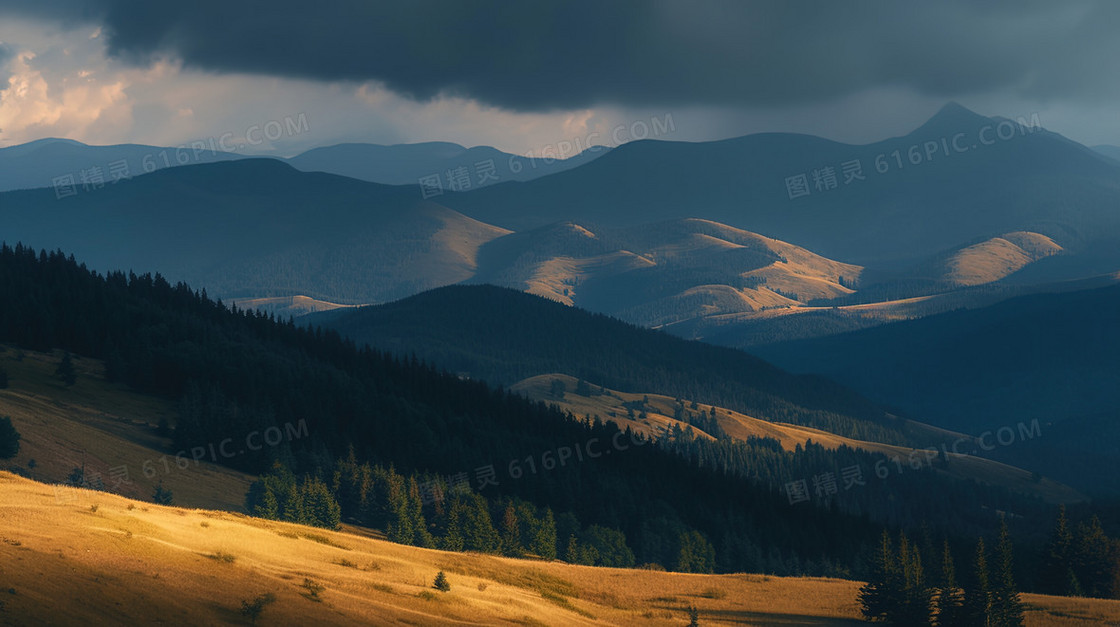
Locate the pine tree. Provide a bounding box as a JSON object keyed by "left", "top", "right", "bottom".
{"left": 860, "top": 530, "right": 901, "bottom": 622}
{"left": 433, "top": 571, "right": 451, "bottom": 592}
{"left": 440, "top": 498, "right": 466, "bottom": 552}
{"left": 530, "top": 508, "right": 558, "bottom": 560}
{"left": 962, "top": 538, "right": 992, "bottom": 626}
{"left": 936, "top": 539, "right": 966, "bottom": 626}
{"left": 0, "top": 415, "right": 20, "bottom": 459}
{"left": 282, "top": 481, "right": 307, "bottom": 525}
{"left": 991, "top": 519, "right": 1024, "bottom": 626}
{"left": 500, "top": 503, "right": 522, "bottom": 557}
{"left": 55, "top": 351, "right": 76, "bottom": 386}
{"left": 302, "top": 476, "right": 342, "bottom": 530}
{"left": 254, "top": 484, "right": 280, "bottom": 519}
{"left": 152, "top": 481, "right": 174, "bottom": 505}
{"left": 1041, "top": 506, "right": 1078, "bottom": 596}
{"left": 565, "top": 534, "right": 581, "bottom": 564}
{"left": 898, "top": 533, "right": 932, "bottom": 625}
{"left": 406, "top": 477, "right": 435, "bottom": 548}
{"left": 1073, "top": 516, "right": 1114, "bottom": 598}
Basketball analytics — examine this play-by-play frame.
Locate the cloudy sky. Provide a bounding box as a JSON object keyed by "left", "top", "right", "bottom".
{"left": 1, "top": 0, "right": 1119, "bottom": 156}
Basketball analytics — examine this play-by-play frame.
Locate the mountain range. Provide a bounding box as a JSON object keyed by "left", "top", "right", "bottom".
{"left": 0, "top": 137, "right": 606, "bottom": 193}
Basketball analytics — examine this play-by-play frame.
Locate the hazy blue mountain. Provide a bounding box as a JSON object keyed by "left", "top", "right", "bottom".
{"left": 0, "top": 138, "right": 248, "bottom": 192}
{"left": 1092, "top": 144, "right": 1120, "bottom": 164}
{"left": 0, "top": 137, "right": 610, "bottom": 195}
{"left": 751, "top": 282, "right": 1120, "bottom": 433}
{"left": 0, "top": 159, "right": 507, "bottom": 303}
{"left": 287, "top": 141, "right": 609, "bottom": 188}
{"left": 747, "top": 283, "right": 1120, "bottom": 493}
{"left": 441, "top": 103, "right": 1120, "bottom": 273}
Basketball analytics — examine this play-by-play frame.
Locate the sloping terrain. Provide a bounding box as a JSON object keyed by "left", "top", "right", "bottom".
{"left": 441, "top": 104, "right": 1120, "bottom": 274}
{"left": 0, "top": 345, "right": 253, "bottom": 511}
{"left": 751, "top": 283, "right": 1120, "bottom": 495}
{"left": 513, "top": 374, "right": 1083, "bottom": 505}
{"left": 288, "top": 141, "right": 609, "bottom": 187}
{"left": 0, "top": 160, "right": 510, "bottom": 303}
{"left": 2, "top": 471, "right": 1117, "bottom": 626}
{"left": 471, "top": 218, "right": 861, "bottom": 327}
{"left": 310, "top": 284, "right": 911, "bottom": 446}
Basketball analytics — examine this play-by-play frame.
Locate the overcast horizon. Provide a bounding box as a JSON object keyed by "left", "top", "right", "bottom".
{"left": 2, "top": 1, "right": 1120, "bottom": 157}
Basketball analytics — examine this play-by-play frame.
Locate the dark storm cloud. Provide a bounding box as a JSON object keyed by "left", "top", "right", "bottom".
{"left": 3, "top": 0, "right": 1119, "bottom": 110}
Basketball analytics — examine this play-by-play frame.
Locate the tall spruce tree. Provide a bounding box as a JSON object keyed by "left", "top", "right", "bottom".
{"left": 898, "top": 533, "right": 933, "bottom": 625}
{"left": 55, "top": 351, "right": 76, "bottom": 386}
{"left": 1040, "top": 506, "right": 1079, "bottom": 596}
{"left": 936, "top": 539, "right": 966, "bottom": 626}
{"left": 860, "top": 530, "right": 901, "bottom": 622}
{"left": 1073, "top": 516, "right": 1114, "bottom": 598}
{"left": 962, "top": 537, "right": 992, "bottom": 626}
{"left": 991, "top": 519, "right": 1024, "bottom": 626}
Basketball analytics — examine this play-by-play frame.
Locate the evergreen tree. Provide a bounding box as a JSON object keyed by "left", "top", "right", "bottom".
{"left": 565, "top": 534, "right": 581, "bottom": 564}
{"left": 991, "top": 519, "right": 1024, "bottom": 626}
{"left": 152, "top": 481, "right": 174, "bottom": 505}
{"left": 433, "top": 571, "right": 451, "bottom": 592}
{"left": 55, "top": 351, "right": 76, "bottom": 386}
{"left": 302, "top": 476, "right": 342, "bottom": 530}
{"left": 460, "top": 493, "right": 500, "bottom": 553}
{"left": 282, "top": 481, "right": 307, "bottom": 525}
{"left": 500, "top": 503, "right": 522, "bottom": 557}
{"left": 962, "top": 538, "right": 992, "bottom": 626}
{"left": 530, "top": 508, "right": 558, "bottom": 560}
{"left": 860, "top": 531, "right": 901, "bottom": 623}
{"left": 440, "top": 498, "right": 466, "bottom": 552}
{"left": 1073, "top": 516, "right": 1114, "bottom": 598}
{"left": 1040, "top": 506, "right": 1079, "bottom": 596}
{"left": 898, "top": 533, "right": 932, "bottom": 625}
{"left": 254, "top": 484, "right": 280, "bottom": 519}
{"left": 936, "top": 539, "right": 966, "bottom": 626}
{"left": 406, "top": 477, "right": 435, "bottom": 548}
{"left": 0, "top": 415, "right": 20, "bottom": 459}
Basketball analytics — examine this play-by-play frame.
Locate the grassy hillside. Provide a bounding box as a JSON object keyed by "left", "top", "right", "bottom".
{"left": 469, "top": 218, "right": 861, "bottom": 328}
{"left": 311, "top": 284, "right": 914, "bottom": 446}
{"left": 0, "top": 345, "right": 253, "bottom": 511}
{"left": 512, "top": 374, "right": 1083, "bottom": 505}
{"left": 2, "top": 471, "right": 1117, "bottom": 626}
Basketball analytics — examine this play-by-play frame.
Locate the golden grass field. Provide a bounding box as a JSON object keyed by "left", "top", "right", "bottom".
{"left": 2, "top": 472, "right": 1120, "bottom": 625}
{"left": 511, "top": 374, "right": 1084, "bottom": 505}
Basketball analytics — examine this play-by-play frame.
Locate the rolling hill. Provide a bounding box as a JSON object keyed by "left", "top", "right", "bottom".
{"left": 0, "top": 345, "right": 254, "bottom": 511}
{"left": 440, "top": 103, "right": 1120, "bottom": 274}
{"left": 287, "top": 141, "right": 609, "bottom": 188}
{"left": 308, "top": 283, "right": 913, "bottom": 446}
{"left": 0, "top": 137, "right": 608, "bottom": 194}
{"left": 750, "top": 283, "right": 1120, "bottom": 495}
{"left": 468, "top": 218, "right": 861, "bottom": 328}
{"left": 0, "top": 159, "right": 509, "bottom": 303}
{"left": 511, "top": 374, "right": 1083, "bottom": 505}
{"left": 4, "top": 471, "right": 1118, "bottom": 626}
{"left": 0, "top": 138, "right": 246, "bottom": 193}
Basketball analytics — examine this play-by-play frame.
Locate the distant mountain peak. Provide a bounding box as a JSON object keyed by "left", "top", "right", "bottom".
{"left": 914, "top": 102, "right": 993, "bottom": 135}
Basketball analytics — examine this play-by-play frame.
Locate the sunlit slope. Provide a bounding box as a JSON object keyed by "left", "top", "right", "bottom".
{"left": 2, "top": 472, "right": 1116, "bottom": 626}
{"left": 0, "top": 346, "right": 253, "bottom": 511}
{"left": 512, "top": 374, "right": 1084, "bottom": 505}
{"left": 471, "top": 218, "right": 861, "bottom": 327}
